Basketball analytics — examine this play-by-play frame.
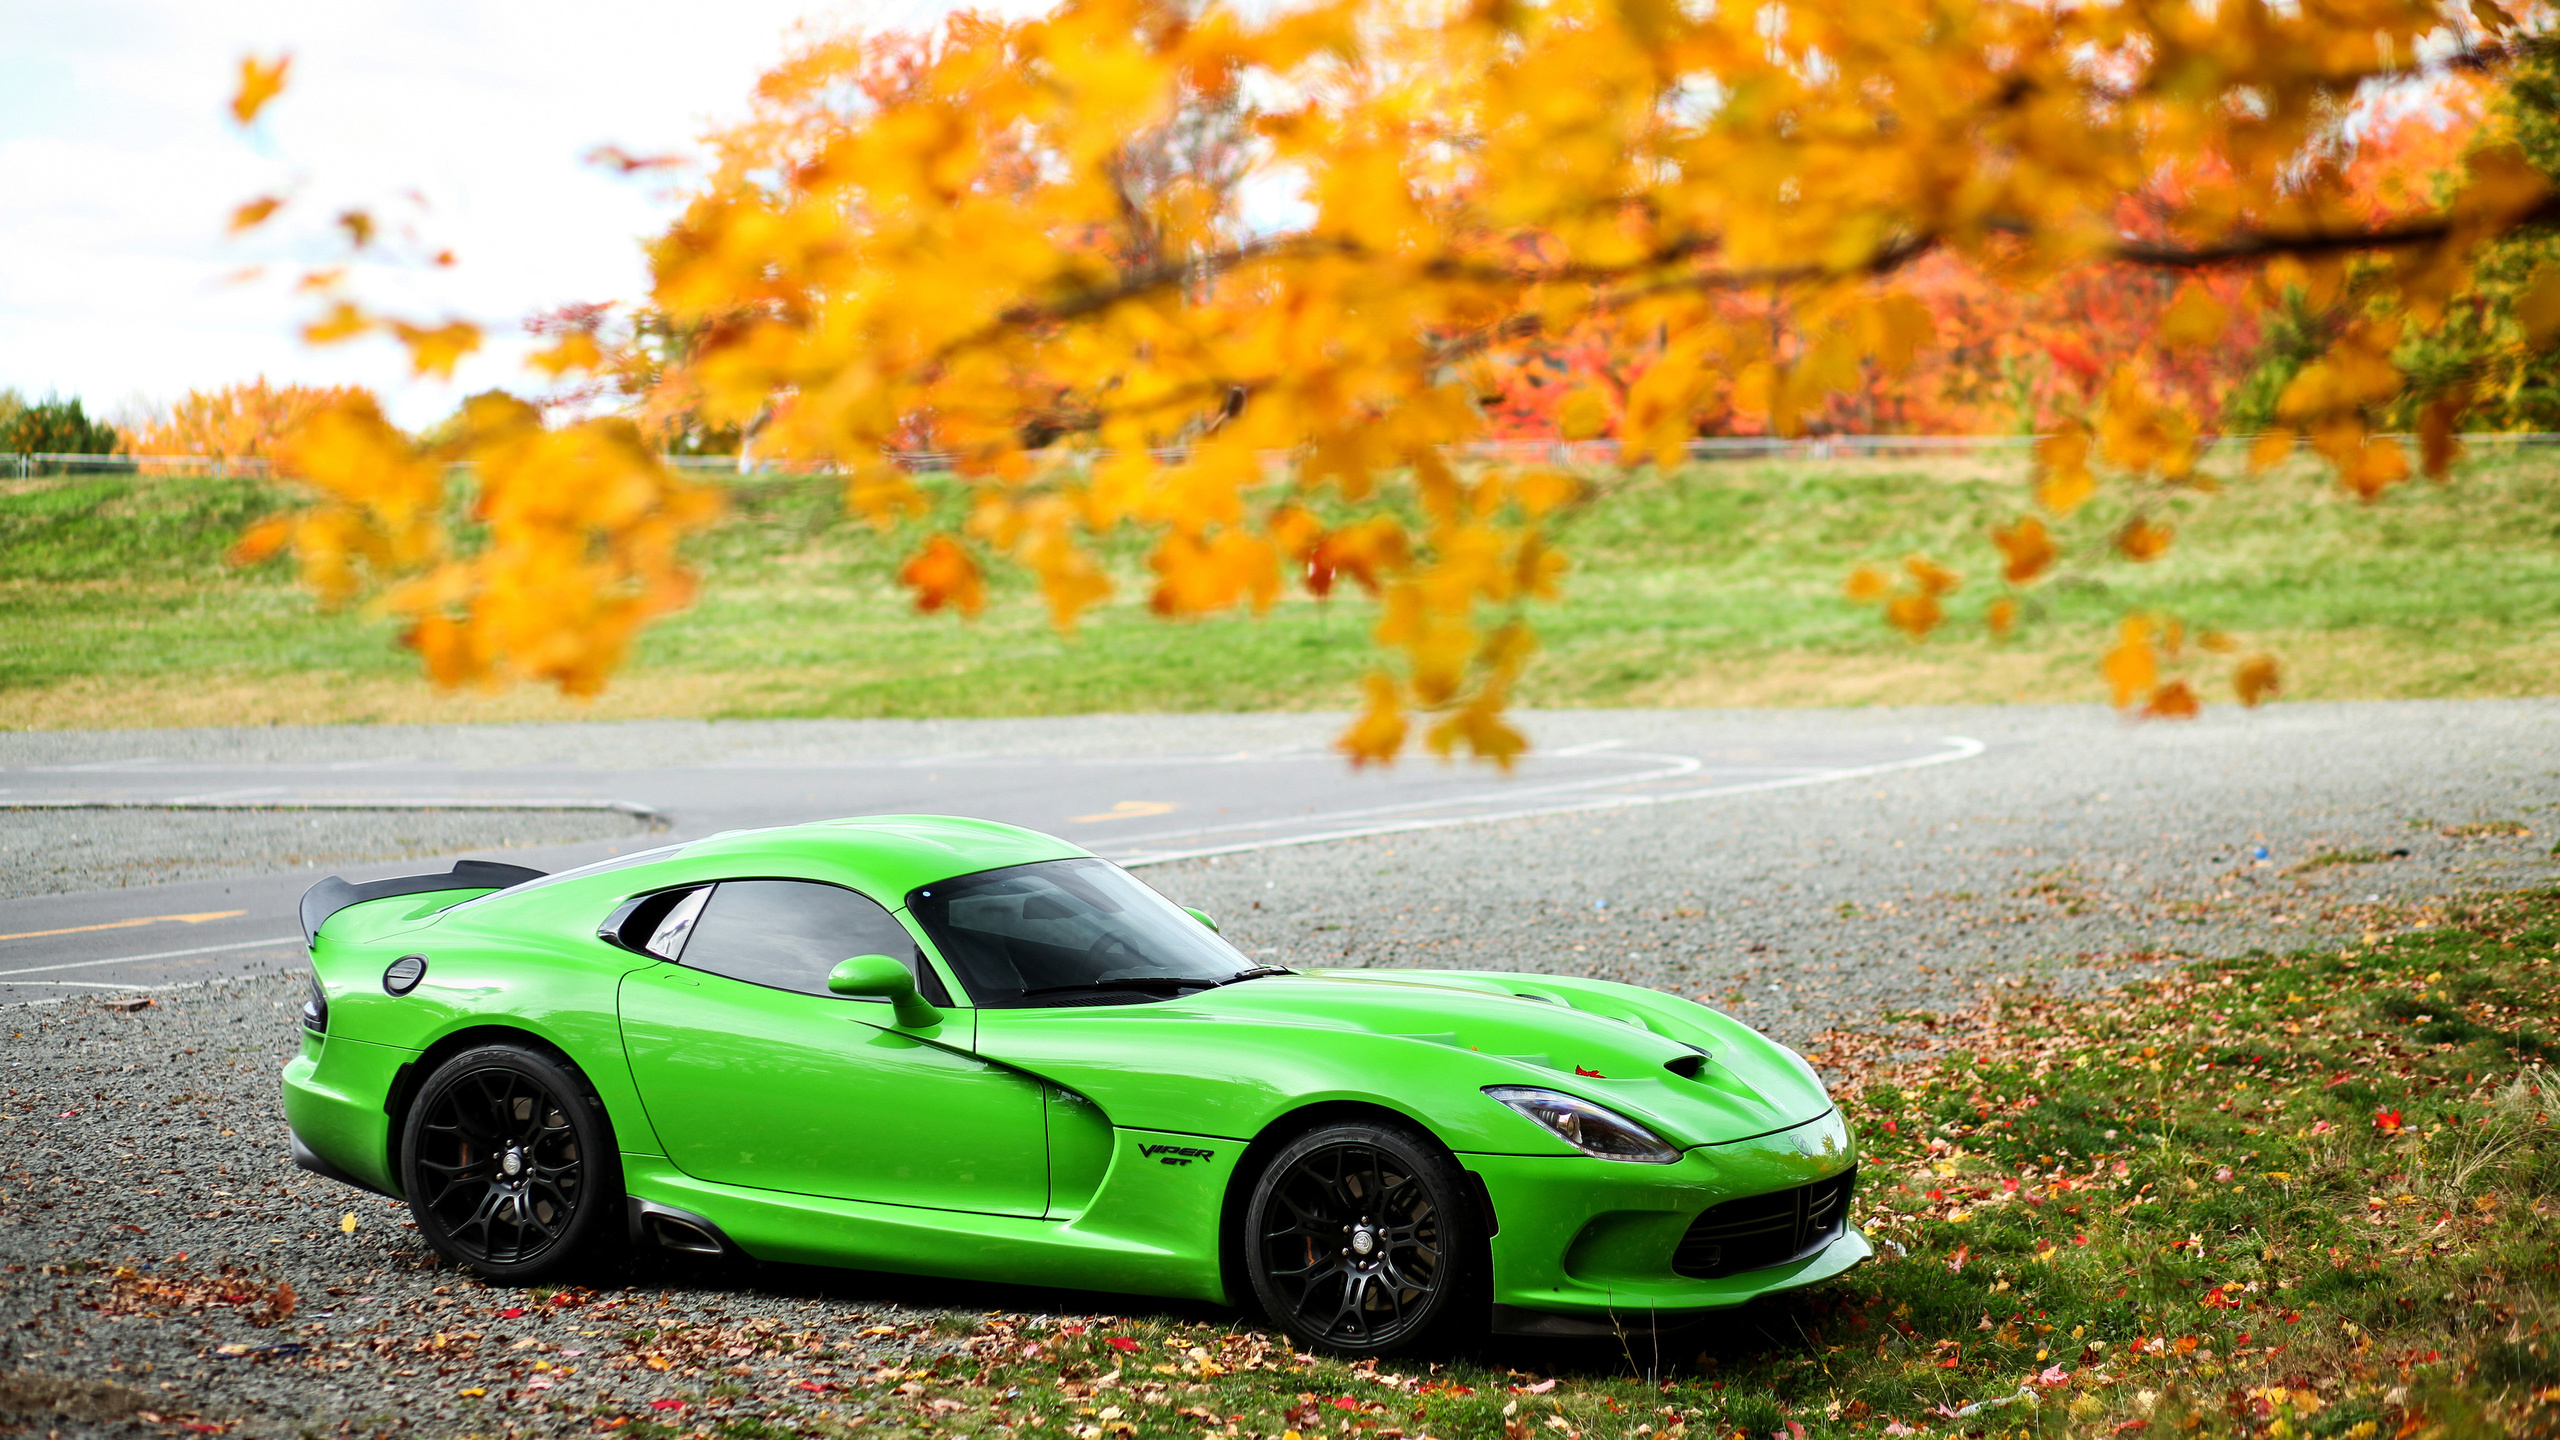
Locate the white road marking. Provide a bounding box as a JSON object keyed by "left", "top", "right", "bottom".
{"left": 0, "top": 937, "right": 304, "bottom": 979}
{"left": 1115, "top": 736, "right": 1986, "bottom": 867}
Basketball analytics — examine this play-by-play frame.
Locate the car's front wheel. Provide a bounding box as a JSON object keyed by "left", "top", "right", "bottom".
{"left": 1242, "top": 1120, "right": 1483, "bottom": 1355}
{"left": 399, "top": 1042, "right": 621, "bottom": 1282}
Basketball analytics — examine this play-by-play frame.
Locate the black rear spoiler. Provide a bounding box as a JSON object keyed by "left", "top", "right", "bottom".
{"left": 299, "top": 860, "right": 548, "bottom": 949}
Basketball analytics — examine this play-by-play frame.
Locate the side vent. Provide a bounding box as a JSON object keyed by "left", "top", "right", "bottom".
{"left": 1662, "top": 1053, "right": 1707, "bottom": 1079}
{"left": 627, "top": 1197, "right": 734, "bottom": 1257}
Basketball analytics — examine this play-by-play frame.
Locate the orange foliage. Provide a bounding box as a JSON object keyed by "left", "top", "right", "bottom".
{"left": 222, "top": 0, "right": 2538, "bottom": 747}
{"left": 130, "top": 380, "right": 379, "bottom": 464}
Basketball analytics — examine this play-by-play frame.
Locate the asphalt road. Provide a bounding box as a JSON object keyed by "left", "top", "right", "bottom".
{"left": 0, "top": 718, "right": 1977, "bottom": 1005}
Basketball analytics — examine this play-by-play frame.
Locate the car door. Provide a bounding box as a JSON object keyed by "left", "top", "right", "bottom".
{"left": 618, "top": 877, "right": 1050, "bottom": 1217}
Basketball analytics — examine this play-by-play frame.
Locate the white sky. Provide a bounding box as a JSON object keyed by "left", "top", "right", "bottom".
{"left": 0, "top": 0, "right": 992, "bottom": 431}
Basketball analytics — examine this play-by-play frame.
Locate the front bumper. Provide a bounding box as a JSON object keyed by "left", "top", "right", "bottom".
{"left": 1466, "top": 1108, "right": 1865, "bottom": 1327}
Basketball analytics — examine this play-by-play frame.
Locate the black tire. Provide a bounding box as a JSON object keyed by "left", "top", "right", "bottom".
{"left": 1242, "top": 1121, "right": 1484, "bottom": 1356}
{"left": 399, "top": 1042, "right": 623, "bottom": 1282}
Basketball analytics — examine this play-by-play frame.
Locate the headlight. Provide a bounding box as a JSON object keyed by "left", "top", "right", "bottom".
{"left": 1485, "top": 1086, "right": 1680, "bottom": 1163}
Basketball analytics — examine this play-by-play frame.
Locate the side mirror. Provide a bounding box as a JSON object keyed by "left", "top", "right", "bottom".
{"left": 1183, "top": 907, "right": 1219, "bottom": 933}
{"left": 827, "top": 954, "right": 942, "bottom": 1029}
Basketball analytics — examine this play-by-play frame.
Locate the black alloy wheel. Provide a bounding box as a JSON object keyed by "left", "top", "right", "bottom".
{"left": 1243, "top": 1122, "right": 1481, "bottom": 1355}
{"left": 400, "top": 1043, "right": 620, "bottom": 1281}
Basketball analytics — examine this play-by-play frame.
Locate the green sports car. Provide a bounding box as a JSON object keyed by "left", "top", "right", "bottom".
{"left": 283, "top": 816, "right": 1865, "bottom": 1354}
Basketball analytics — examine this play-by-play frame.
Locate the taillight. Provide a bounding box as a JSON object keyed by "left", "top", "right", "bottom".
{"left": 301, "top": 966, "right": 329, "bottom": 1033}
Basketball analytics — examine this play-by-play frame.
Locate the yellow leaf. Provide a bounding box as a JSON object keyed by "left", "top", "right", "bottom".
{"left": 2474, "top": 0, "right": 2516, "bottom": 29}
{"left": 1843, "top": 564, "right": 1891, "bottom": 603}
{"left": 339, "top": 1212, "right": 358, "bottom": 1234}
{"left": 2248, "top": 429, "right": 2297, "bottom": 471}
{"left": 1337, "top": 673, "right": 1407, "bottom": 767}
{"left": 231, "top": 53, "right": 290, "bottom": 126}
{"left": 1556, "top": 389, "right": 1613, "bottom": 441}
{"left": 2158, "top": 283, "right": 2229, "bottom": 352}
{"left": 1512, "top": 468, "right": 1580, "bottom": 518}
{"left": 302, "top": 301, "right": 370, "bottom": 346}
{"left": 529, "top": 332, "right": 603, "bottom": 379}
{"left": 2034, "top": 426, "right": 2096, "bottom": 515}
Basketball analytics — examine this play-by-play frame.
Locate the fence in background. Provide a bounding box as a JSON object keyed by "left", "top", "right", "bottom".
{"left": 16, "top": 430, "right": 2560, "bottom": 482}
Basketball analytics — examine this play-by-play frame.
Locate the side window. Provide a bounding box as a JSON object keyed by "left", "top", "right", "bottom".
{"left": 676, "top": 879, "right": 951, "bottom": 1005}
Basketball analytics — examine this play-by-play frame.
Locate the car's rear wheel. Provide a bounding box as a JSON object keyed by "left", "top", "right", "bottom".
{"left": 400, "top": 1042, "right": 621, "bottom": 1282}
{"left": 1242, "top": 1121, "right": 1483, "bottom": 1355}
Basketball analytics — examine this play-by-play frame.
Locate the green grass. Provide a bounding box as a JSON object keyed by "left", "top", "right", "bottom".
{"left": 490, "top": 888, "right": 2560, "bottom": 1440}
{"left": 4, "top": 447, "right": 2557, "bottom": 727}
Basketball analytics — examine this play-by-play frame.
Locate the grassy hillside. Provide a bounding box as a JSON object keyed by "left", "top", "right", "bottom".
{"left": 2, "top": 446, "right": 2555, "bottom": 728}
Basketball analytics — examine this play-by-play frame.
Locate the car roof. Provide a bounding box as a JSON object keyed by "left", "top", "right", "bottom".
{"left": 624, "top": 814, "right": 1094, "bottom": 905}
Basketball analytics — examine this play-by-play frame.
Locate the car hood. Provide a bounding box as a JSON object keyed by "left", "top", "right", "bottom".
{"left": 971, "top": 968, "right": 1836, "bottom": 1150}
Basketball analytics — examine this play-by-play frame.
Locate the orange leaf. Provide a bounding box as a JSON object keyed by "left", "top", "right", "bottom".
{"left": 2418, "top": 395, "right": 2466, "bottom": 480}
{"left": 227, "top": 515, "right": 295, "bottom": 568}
{"left": 338, "top": 210, "right": 376, "bottom": 249}
{"left": 302, "top": 302, "right": 370, "bottom": 346}
{"left": 2142, "top": 680, "right": 2200, "bottom": 719}
{"left": 228, "top": 196, "right": 283, "bottom": 235}
{"left": 899, "top": 535, "right": 986, "bottom": 618}
{"left": 1986, "top": 597, "right": 2018, "bottom": 637}
{"left": 1337, "top": 673, "right": 1408, "bottom": 767}
{"left": 389, "top": 320, "right": 482, "bottom": 380}
{"left": 2101, "top": 616, "right": 2158, "bottom": 709}
{"left": 1885, "top": 592, "right": 1942, "bottom": 640}
{"left": 231, "top": 53, "right": 290, "bottom": 126}
{"left": 1903, "top": 554, "right": 1961, "bottom": 596}
{"left": 1991, "top": 516, "right": 2057, "bottom": 585}
{"left": 2234, "top": 654, "right": 2282, "bottom": 707}
{"left": 2034, "top": 427, "right": 2097, "bottom": 516}
{"left": 2520, "top": 265, "right": 2560, "bottom": 348}
{"left": 2116, "top": 515, "right": 2174, "bottom": 563}
{"left": 1843, "top": 565, "right": 1891, "bottom": 603}
{"left": 2248, "top": 429, "right": 2297, "bottom": 472}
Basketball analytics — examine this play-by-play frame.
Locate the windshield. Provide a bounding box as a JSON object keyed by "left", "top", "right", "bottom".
{"left": 907, "top": 858, "right": 1254, "bottom": 1008}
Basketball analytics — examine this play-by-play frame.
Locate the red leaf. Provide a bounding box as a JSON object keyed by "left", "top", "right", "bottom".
{"left": 650, "top": 1399, "right": 686, "bottom": 1411}
{"left": 500, "top": 1307, "right": 526, "bottom": 1318}
{"left": 1106, "top": 1336, "right": 1141, "bottom": 1352}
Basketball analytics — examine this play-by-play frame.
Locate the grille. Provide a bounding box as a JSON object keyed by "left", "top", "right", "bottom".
{"left": 1671, "top": 1167, "right": 1856, "bottom": 1279}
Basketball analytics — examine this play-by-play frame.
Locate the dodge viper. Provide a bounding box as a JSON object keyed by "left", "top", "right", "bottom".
{"left": 283, "top": 816, "right": 1865, "bottom": 1354}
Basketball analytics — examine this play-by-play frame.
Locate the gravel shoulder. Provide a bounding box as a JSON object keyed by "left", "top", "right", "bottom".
{"left": 0, "top": 809, "right": 661, "bottom": 900}
{"left": 1, "top": 698, "right": 2553, "bottom": 1436}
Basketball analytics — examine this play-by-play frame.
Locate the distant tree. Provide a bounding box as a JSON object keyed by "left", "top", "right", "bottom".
{"left": 129, "top": 379, "right": 379, "bottom": 462}
{"left": 4, "top": 396, "right": 122, "bottom": 457}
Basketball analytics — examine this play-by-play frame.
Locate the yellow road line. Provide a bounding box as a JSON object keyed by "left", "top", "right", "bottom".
{"left": 1068, "top": 801, "right": 1179, "bottom": 823}
{"left": 0, "top": 910, "right": 247, "bottom": 944}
